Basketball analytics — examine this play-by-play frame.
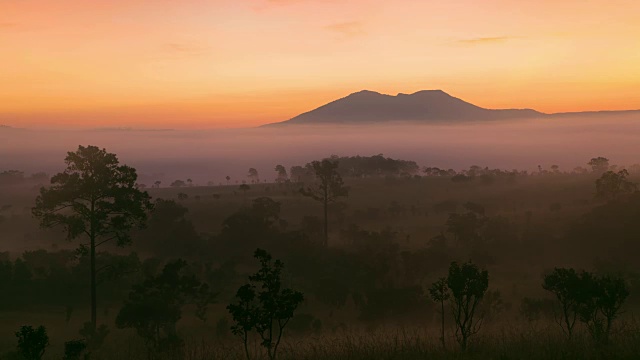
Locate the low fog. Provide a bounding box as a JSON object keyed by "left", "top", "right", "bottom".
{"left": 2, "top": 114, "right": 640, "bottom": 184}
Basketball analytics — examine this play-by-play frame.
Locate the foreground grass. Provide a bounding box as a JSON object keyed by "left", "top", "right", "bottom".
{"left": 96, "top": 324, "right": 640, "bottom": 360}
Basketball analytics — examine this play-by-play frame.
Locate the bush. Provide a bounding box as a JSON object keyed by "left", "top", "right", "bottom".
{"left": 15, "top": 326, "right": 49, "bottom": 360}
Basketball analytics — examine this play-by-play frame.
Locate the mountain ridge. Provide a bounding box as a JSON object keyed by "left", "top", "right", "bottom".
{"left": 262, "top": 90, "right": 639, "bottom": 127}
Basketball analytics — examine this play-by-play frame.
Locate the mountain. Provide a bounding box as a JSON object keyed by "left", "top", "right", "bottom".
{"left": 262, "top": 90, "right": 544, "bottom": 126}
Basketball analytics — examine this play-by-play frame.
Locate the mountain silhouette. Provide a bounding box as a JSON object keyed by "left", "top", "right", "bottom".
{"left": 262, "top": 90, "right": 640, "bottom": 126}
{"left": 263, "top": 90, "right": 543, "bottom": 126}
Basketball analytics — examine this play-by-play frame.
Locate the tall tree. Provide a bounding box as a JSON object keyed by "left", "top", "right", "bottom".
{"left": 588, "top": 157, "right": 610, "bottom": 174}
{"left": 595, "top": 169, "right": 637, "bottom": 200}
{"left": 248, "top": 168, "right": 260, "bottom": 184}
{"left": 300, "top": 159, "right": 349, "bottom": 246}
{"left": 227, "top": 249, "right": 304, "bottom": 360}
{"left": 32, "top": 145, "right": 153, "bottom": 332}
{"left": 274, "top": 165, "right": 288, "bottom": 183}
{"left": 447, "top": 261, "right": 489, "bottom": 350}
{"left": 429, "top": 277, "right": 450, "bottom": 348}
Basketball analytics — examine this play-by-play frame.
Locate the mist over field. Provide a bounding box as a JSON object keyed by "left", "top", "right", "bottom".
{"left": 2, "top": 114, "right": 640, "bottom": 183}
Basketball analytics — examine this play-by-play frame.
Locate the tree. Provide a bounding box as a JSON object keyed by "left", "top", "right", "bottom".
{"left": 116, "top": 260, "right": 213, "bottom": 357}
{"left": 429, "top": 277, "right": 450, "bottom": 348}
{"left": 170, "top": 180, "right": 186, "bottom": 188}
{"left": 186, "top": 178, "right": 193, "bottom": 187}
{"left": 177, "top": 192, "right": 188, "bottom": 201}
{"left": 153, "top": 180, "right": 161, "bottom": 188}
{"left": 239, "top": 184, "right": 250, "bottom": 197}
{"left": 227, "top": 249, "right": 304, "bottom": 360}
{"left": 274, "top": 165, "right": 288, "bottom": 183}
{"left": 32, "top": 145, "right": 153, "bottom": 332}
{"left": 575, "top": 272, "right": 629, "bottom": 343}
{"left": 588, "top": 157, "right": 610, "bottom": 173}
{"left": 16, "top": 325, "right": 49, "bottom": 360}
{"left": 595, "top": 169, "right": 637, "bottom": 200}
{"left": 63, "top": 340, "right": 87, "bottom": 360}
{"left": 226, "top": 176, "right": 231, "bottom": 185}
{"left": 248, "top": 168, "right": 259, "bottom": 184}
{"left": 446, "top": 261, "right": 489, "bottom": 349}
{"left": 542, "top": 268, "right": 581, "bottom": 338}
{"left": 300, "top": 159, "right": 349, "bottom": 246}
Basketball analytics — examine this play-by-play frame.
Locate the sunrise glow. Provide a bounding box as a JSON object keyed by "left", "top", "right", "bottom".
{"left": 2, "top": 0, "right": 640, "bottom": 128}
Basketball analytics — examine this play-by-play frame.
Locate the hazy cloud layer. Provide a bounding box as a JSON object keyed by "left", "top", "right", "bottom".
{"left": 325, "top": 21, "right": 365, "bottom": 38}
{"left": 3, "top": 115, "right": 640, "bottom": 185}
{"left": 457, "top": 36, "right": 516, "bottom": 45}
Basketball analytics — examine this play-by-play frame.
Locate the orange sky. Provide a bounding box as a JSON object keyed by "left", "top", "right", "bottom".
{"left": 2, "top": 0, "right": 640, "bottom": 128}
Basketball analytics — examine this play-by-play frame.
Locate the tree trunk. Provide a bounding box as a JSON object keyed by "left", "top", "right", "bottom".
{"left": 90, "top": 204, "right": 97, "bottom": 332}
{"left": 440, "top": 300, "right": 446, "bottom": 348}
{"left": 323, "top": 198, "right": 328, "bottom": 247}
{"left": 90, "top": 237, "right": 97, "bottom": 332}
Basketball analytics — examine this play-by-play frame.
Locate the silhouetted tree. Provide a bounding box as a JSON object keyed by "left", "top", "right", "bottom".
{"left": 154, "top": 180, "right": 161, "bottom": 188}
{"left": 16, "top": 325, "right": 49, "bottom": 360}
{"left": 227, "top": 249, "right": 304, "bottom": 360}
{"left": 177, "top": 192, "right": 188, "bottom": 201}
{"left": 226, "top": 176, "right": 231, "bottom": 185}
{"left": 274, "top": 165, "right": 288, "bottom": 183}
{"left": 248, "top": 168, "right": 259, "bottom": 184}
{"left": 300, "top": 159, "right": 349, "bottom": 246}
{"left": 588, "top": 157, "right": 610, "bottom": 174}
{"left": 543, "top": 268, "right": 581, "bottom": 338}
{"left": 239, "top": 184, "right": 250, "bottom": 197}
{"left": 32, "top": 145, "right": 153, "bottom": 332}
{"left": 187, "top": 178, "right": 193, "bottom": 187}
{"left": 595, "top": 169, "right": 637, "bottom": 200}
{"left": 116, "top": 260, "right": 213, "bottom": 357}
{"left": 575, "top": 272, "right": 629, "bottom": 343}
{"left": 447, "top": 261, "right": 489, "bottom": 350}
{"left": 429, "top": 277, "right": 450, "bottom": 348}
{"left": 63, "top": 340, "right": 87, "bottom": 360}
{"left": 170, "top": 180, "right": 186, "bottom": 188}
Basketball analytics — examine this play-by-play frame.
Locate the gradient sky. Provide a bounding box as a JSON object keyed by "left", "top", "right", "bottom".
{"left": 2, "top": 0, "right": 640, "bottom": 128}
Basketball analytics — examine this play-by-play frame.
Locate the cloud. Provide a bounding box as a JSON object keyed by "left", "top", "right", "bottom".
{"left": 159, "top": 42, "right": 212, "bottom": 59}
{"left": 456, "top": 36, "right": 517, "bottom": 45}
{"left": 0, "top": 22, "right": 17, "bottom": 29}
{"left": 325, "top": 21, "right": 365, "bottom": 38}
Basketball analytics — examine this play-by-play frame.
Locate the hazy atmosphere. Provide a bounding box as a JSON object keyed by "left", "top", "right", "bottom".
{"left": 3, "top": 115, "right": 640, "bottom": 183}
{"left": 3, "top": 1, "right": 640, "bottom": 360}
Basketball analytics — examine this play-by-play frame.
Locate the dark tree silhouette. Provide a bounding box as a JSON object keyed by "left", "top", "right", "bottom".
{"left": 274, "top": 165, "right": 288, "bottom": 183}
{"left": 300, "top": 159, "right": 349, "bottom": 246}
{"left": 595, "top": 169, "right": 637, "bottom": 200}
{"left": 239, "top": 184, "right": 250, "bottom": 197}
{"left": 226, "top": 176, "right": 231, "bottom": 185}
{"left": 227, "top": 249, "right": 304, "bottom": 360}
{"left": 170, "top": 180, "right": 186, "bottom": 188}
{"left": 116, "top": 259, "right": 213, "bottom": 357}
{"left": 575, "top": 272, "right": 628, "bottom": 343}
{"left": 429, "top": 277, "right": 450, "bottom": 348}
{"left": 153, "top": 180, "right": 161, "bottom": 188}
{"left": 543, "top": 268, "right": 581, "bottom": 338}
{"left": 32, "top": 145, "right": 153, "bottom": 332}
{"left": 248, "top": 168, "right": 259, "bottom": 184}
{"left": 588, "top": 157, "right": 610, "bottom": 173}
{"left": 447, "top": 261, "right": 489, "bottom": 350}
{"left": 16, "top": 325, "right": 49, "bottom": 360}
{"left": 63, "top": 340, "right": 87, "bottom": 360}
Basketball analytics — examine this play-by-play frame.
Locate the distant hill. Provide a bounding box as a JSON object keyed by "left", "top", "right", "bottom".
{"left": 263, "top": 90, "right": 640, "bottom": 126}
{"left": 263, "top": 90, "right": 544, "bottom": 126}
